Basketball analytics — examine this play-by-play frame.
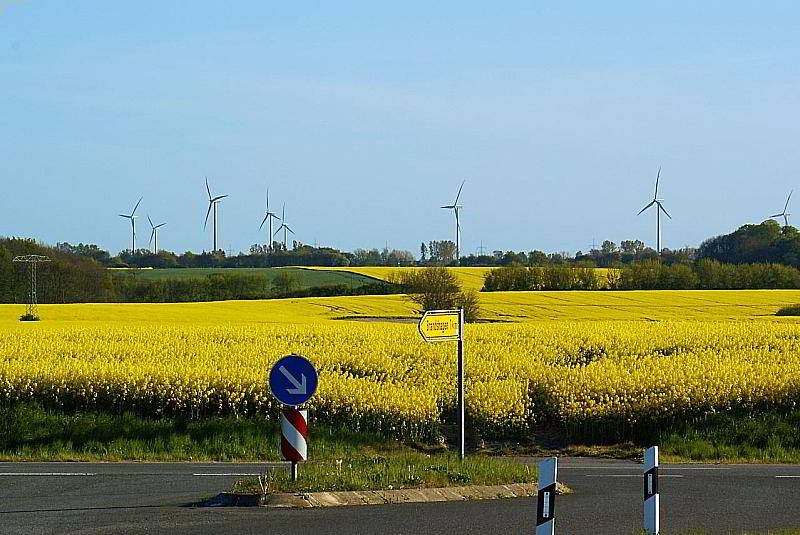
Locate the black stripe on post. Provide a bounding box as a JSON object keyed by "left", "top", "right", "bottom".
{"left": 644, "top": 466, "right": 659, "bottom": 499}
{"left": 536, "top": 483, "right": 557, "bottom": 526}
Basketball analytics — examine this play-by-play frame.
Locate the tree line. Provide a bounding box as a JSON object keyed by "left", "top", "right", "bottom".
{"left": 55, "top": 242, "right": 417, "bottom": 269}
{"left": 482, "top": 259, "right": 800, "bottom": 291}
{"left": 0, "top": 239, "right": 401, "bottom": 304}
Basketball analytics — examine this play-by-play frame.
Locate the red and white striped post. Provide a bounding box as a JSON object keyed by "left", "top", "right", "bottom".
{"left": 281, "top": 409, "right": 308, "bottom": 482}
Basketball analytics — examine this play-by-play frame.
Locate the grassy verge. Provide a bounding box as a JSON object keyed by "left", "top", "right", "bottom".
{"left": 0, "top": 403, "right": 400, "bottom": 461}
{"left": 659, "top": 410, "right": 800, "bottom": 463}
{"left": 3, "top": 404, "right": 800, "bottom": 466}
{"left": 232, "top": 453, "right": 535, "bottom": 494}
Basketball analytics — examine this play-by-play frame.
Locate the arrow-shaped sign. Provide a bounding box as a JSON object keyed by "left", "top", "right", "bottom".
{"left": 419, "top": 309, "right": 462, "bottom": 342}
{"left": 280, "top": 365, "right": 307, "bottom": 395}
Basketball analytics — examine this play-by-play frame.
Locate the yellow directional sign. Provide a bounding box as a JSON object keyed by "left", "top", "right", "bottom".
{"left": 418, "top": 309, "right": 462, "bottom": 342}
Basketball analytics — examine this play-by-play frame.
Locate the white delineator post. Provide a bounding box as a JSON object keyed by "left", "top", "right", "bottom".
{"left": 536, "top": 456, "right": 557, "bottom": 535}
{"left": 644, "top": 446, "right": 659, "bottom": 534}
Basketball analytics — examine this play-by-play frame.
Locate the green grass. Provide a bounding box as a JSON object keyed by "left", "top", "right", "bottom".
{"left": 659, "top": 410, "right": 800, "bottom": 463}
{"left": 233, "top": 453, "right": 535, "bottom": 494}
{"left": 112, "top": 267, "right": 374, "bottom": 288}
{"left": 0, "top": 403, "right": 399, "bottom": 461}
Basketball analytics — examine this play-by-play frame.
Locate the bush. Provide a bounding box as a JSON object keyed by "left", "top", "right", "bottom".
{"left": 400, "top": 267, "right": 481, "bottom": 322}
{"left": 456, "top": 288, "right": 481, "bottom": 323}
{"left": 776, "top": 304, "right": 800, "bottom": 316}
{"left": 19, "top": 313, "right": 40, "bottom": 321}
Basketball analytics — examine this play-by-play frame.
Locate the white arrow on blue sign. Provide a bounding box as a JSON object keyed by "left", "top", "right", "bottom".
{"left": 269, "top": 354, "right": 318, "bottom": 407}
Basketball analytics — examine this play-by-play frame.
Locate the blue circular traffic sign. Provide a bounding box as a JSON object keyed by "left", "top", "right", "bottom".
{"left": 269, "top": 354, "right": 318, "bottom": 407}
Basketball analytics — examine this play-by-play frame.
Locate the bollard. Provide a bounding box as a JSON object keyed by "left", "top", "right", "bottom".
{"left": 644, "top": 446, "right": 659, "bottom": 534}
{"left": 281, "top": 409, "right": 308, "bottom": 482}
{"left": 536, "top": 456, "right": 557, "bottom": 535}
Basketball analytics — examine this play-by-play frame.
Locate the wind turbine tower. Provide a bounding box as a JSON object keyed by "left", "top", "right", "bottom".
{"left": 771, "top": 191, "right": 793, "bottom": 227}
{"left": 147, "top": 215, "right": 166, "bottom": 253}
{"left": 273, "top": 203, "right": 295, "bottom": 250}
{"left": 637, "top": 167, "right": 672, "bottom": 253}
{"left": 258, "top": 188, "right": 280, "bottom": 252}
{"left": 204, "top": 177, "right": 228, "bottom": 252}
{"left": 118, "top": 197, "right": 143, "bottom": 252}
{"left": 441, "top": 181, "right": 465, "bottom": 265}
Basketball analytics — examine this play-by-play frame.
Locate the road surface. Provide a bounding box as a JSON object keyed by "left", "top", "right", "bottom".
{"left": 1, "top": 458, "right": 798, "bottom": 534}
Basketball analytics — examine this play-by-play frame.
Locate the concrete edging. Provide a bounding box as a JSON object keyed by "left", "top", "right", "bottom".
{"left": 205, "top": 482, "right": 571, "bottom": 508}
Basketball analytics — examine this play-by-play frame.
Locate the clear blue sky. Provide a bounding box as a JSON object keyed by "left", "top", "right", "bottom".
{"left": 1, "top": 1, "right": 798, "bottom": 256}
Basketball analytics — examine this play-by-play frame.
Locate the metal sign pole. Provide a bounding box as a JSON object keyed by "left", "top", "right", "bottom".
{"left": 458, "top": 307, "right": 465, "bottom": 460}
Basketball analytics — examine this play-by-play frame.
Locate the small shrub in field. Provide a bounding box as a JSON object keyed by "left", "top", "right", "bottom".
{"left": 776, "top": 304, "right": 800, "bottom": 316}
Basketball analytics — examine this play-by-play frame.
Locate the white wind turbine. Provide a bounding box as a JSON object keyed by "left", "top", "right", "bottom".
{"left": 118, "top": 197, "right": 143, "bottom": 253}
{"left": 204, "top": 177, "right": 228, "bottom": 252}
{"left": 441, "top": 181, "right": 465, "bottom": 265}
{"left": 771, "top": 191, "right": 793, "bottom": 227}
{"left": 147, "top": 215, "right": 166, "bottom": 253}
{"left": 258, "top": 188, "right": 280, "bottom": 252}
{"left": 273, "top": 203, "right": 294, "bottom": 250}
{"left": 637, "top": 167, "right": 671, "bottom": 253}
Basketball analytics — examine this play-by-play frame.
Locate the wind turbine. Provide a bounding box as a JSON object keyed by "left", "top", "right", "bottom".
{"left": 258, "top": 188, "right": 280, "bottom": 252}
{"left": 118, "top": 197, "right": 143, "bottom": 252}
{"left": 147, "top": 215, "right": 166, "bottom": 253}
{"left": 441, "top": 180, "right": 465, "bottom": 265}
{"left": 637, "top": 167, "right": 671, "bottom": 253}
{"left": 273, "top": 203, "right": 294, "bottom": 250}
{"left": 204, "top": 177, "right": 228, "bottom": 252}
{"left": 771, "top": 191, "right": 793, "bottom": 227}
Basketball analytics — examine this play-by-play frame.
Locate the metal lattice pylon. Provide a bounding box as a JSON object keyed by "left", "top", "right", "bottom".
{"left": 12, "top": 255, "right": 50, "bottom": 318}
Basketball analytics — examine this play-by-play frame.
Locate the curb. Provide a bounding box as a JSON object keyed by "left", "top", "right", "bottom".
{"left": 201, "top": 482, "right": 571, "bottom": 508}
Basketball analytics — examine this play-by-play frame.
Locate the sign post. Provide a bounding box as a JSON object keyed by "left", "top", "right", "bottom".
{"left": 269, "top": 354, "right": 318, "bottom": 482}
{"left": 418, "top": 308, "right": 465, "bottom": 459}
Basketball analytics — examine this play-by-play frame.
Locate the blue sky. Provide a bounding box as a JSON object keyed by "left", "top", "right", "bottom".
{"left": 1, "top": 2, "right": 799, "bottom": 255}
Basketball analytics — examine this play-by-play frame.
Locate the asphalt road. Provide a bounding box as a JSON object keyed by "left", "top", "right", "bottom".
{"left": 0, "top": 458, "right": 798, "bottom": 534}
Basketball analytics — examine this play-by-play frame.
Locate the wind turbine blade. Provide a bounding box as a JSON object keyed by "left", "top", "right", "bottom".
{"left": 654, "top": 167, "right": 660, "bottom": 199}
{"left": 206, "top": 177, "right": 212, "bottom": 200}
{"left": 286, "top": 226, "right": 295, "bottom": 234}
{"left": 771, "top": 213, "right": 784, "bottom": 218}
{"left": 132, "top": 197, "right": 143, "bottom": 216}
{"left": 441, "top": 205, "right": 454, "bottom": 209}
{"left": 259, "top": 213, "right": 269, "bottom": 230}
{"left": 204, "top": 202, "right": 213, "bottom": 229}
{"left": 212, "top": 194, "right": 228, "bottom": 202}
{"left": 156, "top": 223, "right": 166, "bottom": 229}
{"left": 149, "top": 228, "right": 155, "bottom": 246}
{"left": 273, "top": 226, "right": 283, "bottom": 238}
{"left": 658, "top": 202, "right": 672, "bottom": 219}
{"left": 282, "top": 203, "right": 285, "bottom": 221}
{"left": 266, "top": 188, "right": 269, "bottom": 211}
{"left": 454, "top": 180, "right": 465, "bottom": 205}
{"left": 119, "top": 214, "right": 130, "bottom": 218}
{"left": 785, "top": 190, "right": 793, "bottom": 212}
{"left": 147, "top": 215, "right": 154, "bottom": 228}
{"left": 637, "top": 201, "right": 656, "bottom": 215}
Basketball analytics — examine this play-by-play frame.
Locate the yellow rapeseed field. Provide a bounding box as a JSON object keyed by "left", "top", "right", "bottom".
{"left": 303, "top": 266, "right": 615, "bottom": 291}
{"left": 302, "top": 266, "right": 492, "bottom": 291}
{"left": 2, "top": 289, "right": 800, "bottom": 439}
